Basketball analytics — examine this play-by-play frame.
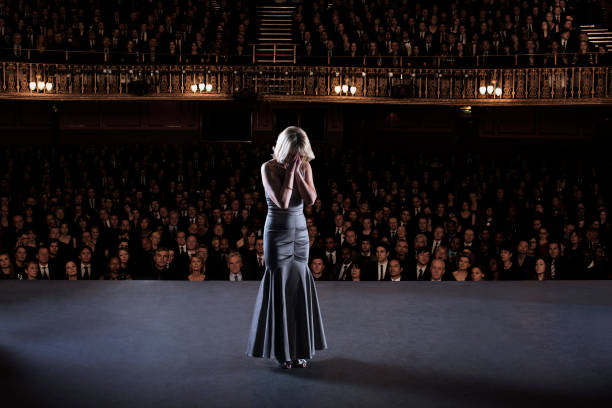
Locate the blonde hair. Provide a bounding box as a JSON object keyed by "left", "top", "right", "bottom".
{"left": 271, "top": 126, "right": 315, "bottom": 164}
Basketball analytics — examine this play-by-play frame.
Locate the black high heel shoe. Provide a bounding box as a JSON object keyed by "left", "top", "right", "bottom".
{"left": 292, "top": 359, "right": 308, "bottom": 368}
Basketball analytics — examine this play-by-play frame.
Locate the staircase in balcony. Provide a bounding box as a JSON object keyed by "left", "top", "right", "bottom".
{"left": 580, "top": 24, "right": 612, "bottom": 52}
{"left": 255, "top": 3, "right": 297, "bottom": 64}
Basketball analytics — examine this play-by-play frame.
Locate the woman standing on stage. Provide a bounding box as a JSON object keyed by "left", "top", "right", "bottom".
{"left": 246, "top": 126, "right": 328, "bottom": 369}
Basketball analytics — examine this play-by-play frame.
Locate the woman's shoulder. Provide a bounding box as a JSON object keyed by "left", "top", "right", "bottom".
{"left": 262, "top": 160, "right": 285, "bottom": 174}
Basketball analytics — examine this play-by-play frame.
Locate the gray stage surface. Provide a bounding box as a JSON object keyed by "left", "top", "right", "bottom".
{"left": 1, "top": 281, "right": 612, "bottom": 407}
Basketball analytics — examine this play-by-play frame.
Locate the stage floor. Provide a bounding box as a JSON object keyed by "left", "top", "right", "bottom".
{"left": 2, "top": 281, "right": 612, "bottom": 407}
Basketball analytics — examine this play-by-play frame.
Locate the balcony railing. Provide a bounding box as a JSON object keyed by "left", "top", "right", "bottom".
{"left": 1, "top": 61, "right": 611, "bottom": 103}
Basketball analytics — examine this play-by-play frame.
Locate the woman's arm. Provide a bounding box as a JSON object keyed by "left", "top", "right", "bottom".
{"left": 294, "top": 160, "right": 317, "bottom": 206}
{"left": 261, "top": 161, "right": 296, "bottom": 209}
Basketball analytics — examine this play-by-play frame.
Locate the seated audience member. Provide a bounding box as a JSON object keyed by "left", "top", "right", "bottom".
{"left": 499, "top": 246, "right": 520, "bottom": 280}
{"left": 100, "top": 257, "right": 131, "bottom": 280}
{"left": 65, "top": 260, "right": 79, "bottom": 280}
{"left": 359, "top": 238, "right": 376, "bottom": 265}
{"left": 24, "top": 260, "right": 39, "bottom": 280}
{"left": 310, "top": 256, "right": 328, "bottom": 281}
{"left": 547, "top": 241, "right": 567, "bottom": 280}
{"left": 142, "top": 247, "right": 171, "bottom": 280}
{"left": 227, "top": 251, "right": 248, "bottom": 281}
{"left": 471, "top": 266, "right": 486, "bottom": 281}
{"left": 367, "top": 243, "right": 391, "bottom": 281}
{"left": 388, "top": 259, "right": 405, "bottom": 281}
{"left": 187, "top": 255, "right": 207, "bottom": 281}
{"left": 118, "top": 248, "right": 135, "bottom": 279}
{"left": 514, "top": 240, "right": 534, "bottom": 279}
{"left": 37, "top": 246, "right": 58, "bottom": 280}
{"left": 429, "top": 259, "right": 446, "bottom": 282}
{"left": 251, "top": 238, "right": 265, "bottom": 281}
{"left": 411, "top": 247, "right": 431, "bottom": 281}
{"left": 451, "top": 253, "right": 472, "bottom": 281}
{"left": 335, "top": 247, "right": 353, "bottom": 281}
{"left": 13, "top": 246, "right": 28, "bottom": 276}
{"left": 0, "top": 252, "right": 17, "bottom": 280}
{"left": 78, "top": 246, "right": 98, "bottom": 280}
{"left": 350, "top": 262, "right": 362, "bottom": 282}
{"left": 533, "top": 257, "right": 552, "bottom": 281}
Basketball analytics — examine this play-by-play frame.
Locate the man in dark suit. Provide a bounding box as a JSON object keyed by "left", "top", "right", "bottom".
{"left": 323, "top": 235, "right": 339, "bottom": 271}
{"left": 334, "top": 247, "right": 353, "bottom": 281}
{"left": 408, "top": 247, "right": 431, "bottom": 281}
{"left": 37, "top": 246, "right": 59, "bottom": 280}
{"left": 77, "top": 246, "right": 98, "bottom": 280}
{"left": 227, "top": 252, "right": 249, "bottom": 281}
{"left": 250, "top": 238, "right": 266, "bottom": 281}
{"left": 140, "top": 247, "right": 171, "bottom": 280}
{"left": 330, "top": 214, "right": 344, "bottom": 247}
{"left": 388, "top": 259, "right": 406, "bottom": 281}
{"left": 85, "top": 188, "right": 98, "bottom": 216}
{"left": 366, "top": 243, "right": 391, "bottom": 281}
{"left": 171, "top": 230, "right": 189, "bottom": 277}
{"left": 548, "top": 241, "right": 568, "bottom": 279}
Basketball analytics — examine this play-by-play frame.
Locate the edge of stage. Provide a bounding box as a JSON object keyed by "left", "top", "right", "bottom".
{"left": 2, "top": 281, "right": 612, "bottom": 408}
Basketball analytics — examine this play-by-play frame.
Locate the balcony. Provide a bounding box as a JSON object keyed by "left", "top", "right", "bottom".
{"left": 1, "top": 60, "right": 611, "bottom": 105}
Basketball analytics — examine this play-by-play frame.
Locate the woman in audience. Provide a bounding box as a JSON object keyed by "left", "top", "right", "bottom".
{"left": 59, "top": 222, "right": 77, "bottom": 251}
{"left": 14, "top": 246, "right": 28, "bottom": 276}
{"left": 65, "top": 261, "right": 78, "bottom": 280}
{"left": 118, "top": 248, "right": 135, "bottom": 279}
{"left": 350, "top": 262, "right": 362, "bottom": 282}
{"left": 0, "top": 252, "right": 17, "bottom": 280}
{"left": 24, "top": 260, "right": 40, "bottom": 280}
{"left": 533, "top": 257, "right": 552, "bottom": 280}
{"left": 471, "top": 265, "right": 486, "bottom": 281}
{"left": 451, "top": 253, "right": 472, "bottom": 281}
{"left": 187, "top": 255, "right": 206, "bottom": 281}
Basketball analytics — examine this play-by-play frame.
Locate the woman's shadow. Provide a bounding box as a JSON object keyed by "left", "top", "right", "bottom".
{"left": 270, "top": 357, "right": 610, "bottom": 407}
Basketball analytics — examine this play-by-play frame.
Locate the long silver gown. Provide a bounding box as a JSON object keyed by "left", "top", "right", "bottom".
{"left": 246, "top": 164, "right": 327, "bottom": 362}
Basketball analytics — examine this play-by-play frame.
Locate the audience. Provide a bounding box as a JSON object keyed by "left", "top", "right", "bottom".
{"left": 0, "top": 141, "right": 609, "bottom": 282}
{"left": 0, "top": 0, "right": 607, "bottom": 67}
{"left": 0, "top": 0, "right": 255, "bottom": 64}
{"left": 294, "top": 0, "right": 607, "bottom": 67}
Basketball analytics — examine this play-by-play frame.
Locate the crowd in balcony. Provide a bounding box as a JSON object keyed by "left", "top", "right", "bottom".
{"left": 0, "top": 141, "right": 609, "bottom": 281}
{"left": 0, "top": 0, "right": 255, "bottom": 64}
{"left": 293, "top": 0, "right": 609, "bottom": 67}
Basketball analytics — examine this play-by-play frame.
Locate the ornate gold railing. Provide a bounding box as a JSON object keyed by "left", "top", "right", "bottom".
{"left": 1, "top": 62, "right": 611, "bottom": 103}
